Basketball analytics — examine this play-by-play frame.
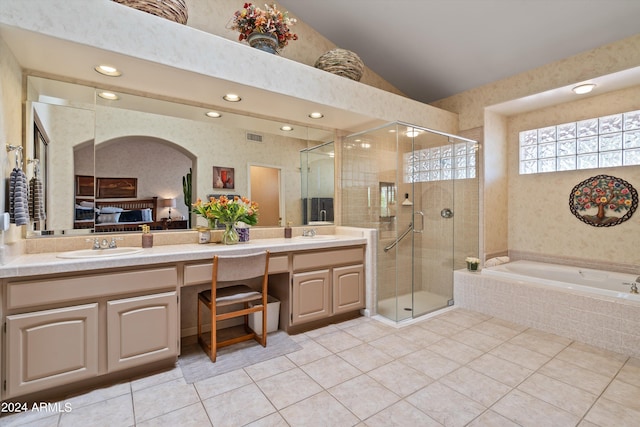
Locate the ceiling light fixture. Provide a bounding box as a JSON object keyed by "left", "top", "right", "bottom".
{"left": 223, "top": 93, "right": 241, "bottom": 102}
{"left": 205, "top": 111, "right": 222, "bottom": 118}
{"left": 94, "top": 64, "right": 122, "bottom": 77}
{"left": 572, "top": 83, "right": 596, "bottom": 95}
{"left": 280, "top": 125, "right": 294, "bottom": 131}
{"left": 308, "top": 112, "right": 324, "bottom": 119}
{"left": 97, "top": 91, "right": 119, "bottom": 100}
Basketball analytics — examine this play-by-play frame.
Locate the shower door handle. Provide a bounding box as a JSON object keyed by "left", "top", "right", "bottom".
{"left": 413, "top": 211, "right": 424, "bottom": 233}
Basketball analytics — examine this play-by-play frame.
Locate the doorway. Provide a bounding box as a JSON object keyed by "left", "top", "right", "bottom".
{"left": 249, "top": 165, "right": 282, "bottom": 226}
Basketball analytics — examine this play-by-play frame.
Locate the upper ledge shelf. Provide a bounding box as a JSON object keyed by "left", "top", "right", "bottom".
{"left": 0, "top": 0, "right": 457, "bottom": 133}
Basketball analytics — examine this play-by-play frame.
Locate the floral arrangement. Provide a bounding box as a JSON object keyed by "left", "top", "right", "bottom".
{"left": 192, "top": 195, "right": 259, "bottom": 227}
{"left": 465, "top": 257, "right": 480, "bottom": 271}
{"left": 229, "top": 3, "right": 298, "bottom": 49}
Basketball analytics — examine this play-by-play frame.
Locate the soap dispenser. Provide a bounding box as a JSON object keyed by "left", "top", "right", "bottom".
{"left": 284, "top": 222, "right": 292, "bottom": 238}
{"left": 141, "top": 225, "right": 153, "bottom": 248}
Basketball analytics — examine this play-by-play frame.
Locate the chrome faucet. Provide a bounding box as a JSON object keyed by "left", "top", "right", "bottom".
{"left": 302, "top": 228, "right": 316, "bottom": 237}
{"left": 320, "top": 209, "right": 327, "bottom": 222}
{"left": 624, "top": 277, "right": 639, "bottom": 294}
{"left": 87, "top": 237, "right": 101, "bottom": 250}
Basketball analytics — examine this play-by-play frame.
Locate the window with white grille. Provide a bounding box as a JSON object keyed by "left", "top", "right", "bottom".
{"left": 519, "top": 110, "right": 640, "bottom": 174}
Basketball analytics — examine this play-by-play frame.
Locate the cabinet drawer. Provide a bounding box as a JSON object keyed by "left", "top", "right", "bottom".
{"left": 293, "top": 247, "right": 363, "bottom": 271}
{"left": 7, "top": 267, "right": 178, "bottom": 310}
{"left": 184, "top": 255, "right": 289, "bottom": 286}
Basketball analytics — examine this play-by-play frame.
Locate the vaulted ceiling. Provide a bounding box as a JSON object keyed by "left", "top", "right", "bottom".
{"left": 278, "top": 0, "right": 640, "bottom": 104}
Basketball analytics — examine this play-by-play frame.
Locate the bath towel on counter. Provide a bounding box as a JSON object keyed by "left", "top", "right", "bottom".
{"left": 9, "top": 167, "right": 30, "bottom": 226}
{"left": 484, "top": 256, "right": 510, "bottom": 267}
{"left": 29, "top": 177, "right": 46, "bottom": 222}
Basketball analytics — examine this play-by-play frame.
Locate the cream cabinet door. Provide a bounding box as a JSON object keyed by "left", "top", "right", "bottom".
{"left": 6, "top": 304, "right": 99, "bottom": 398}
{"left": 291, "top": 270, "right": 330, "bottom": 325}
{"left": 332, "top": 264, "right": 365, "bottom": 314}
{"left": 107, "top": 291, "right": 178, "bottom": 372}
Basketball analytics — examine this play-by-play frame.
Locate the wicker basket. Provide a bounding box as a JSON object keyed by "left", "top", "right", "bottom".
{"left": 113, "top": 0, "right": 188, "bottom": 25}
{"left": 314, "top": 48, "right": 365, "bottom": 82}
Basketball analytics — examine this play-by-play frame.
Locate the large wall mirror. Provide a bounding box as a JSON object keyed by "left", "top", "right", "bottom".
{"left": 25, "top": 76, "right": 335, "bottom": 237}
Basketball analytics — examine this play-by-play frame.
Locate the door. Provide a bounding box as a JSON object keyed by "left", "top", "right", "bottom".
{"left": 249, "top": 165, "right": 282, "bottom": 226}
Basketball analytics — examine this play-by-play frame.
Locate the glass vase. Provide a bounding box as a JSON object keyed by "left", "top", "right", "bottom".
{"left": 221, "top": 222, "right": 239, "bottom": 245}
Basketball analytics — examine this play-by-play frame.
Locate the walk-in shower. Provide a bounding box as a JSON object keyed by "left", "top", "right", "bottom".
{"left": 341, "top": 122, "right": 479, "bottom": 322}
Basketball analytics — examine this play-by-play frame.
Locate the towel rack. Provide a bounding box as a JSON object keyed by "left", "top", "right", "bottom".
{"left": 28, "top": 158, "right": 41, "bottom": 177}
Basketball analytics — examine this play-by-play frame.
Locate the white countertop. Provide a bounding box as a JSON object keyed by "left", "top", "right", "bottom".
{"left": 0, "top": 236, "right": 367, "bottom": 279}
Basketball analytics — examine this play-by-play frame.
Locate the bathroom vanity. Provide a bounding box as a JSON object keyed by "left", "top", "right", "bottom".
{"left": 0, "top": 234, "right": 368, "bottom": 401}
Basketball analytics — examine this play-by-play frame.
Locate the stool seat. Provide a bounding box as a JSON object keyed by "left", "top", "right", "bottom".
{"left": 197, "top": 251, "right": 270, "bottom": 362}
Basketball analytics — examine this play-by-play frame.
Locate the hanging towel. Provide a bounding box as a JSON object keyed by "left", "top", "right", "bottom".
{"left": 29, "top": 177, "right": 46, "bottom": 222}
{"left": 9, "top": 168, "right": 30, "bottom": 226}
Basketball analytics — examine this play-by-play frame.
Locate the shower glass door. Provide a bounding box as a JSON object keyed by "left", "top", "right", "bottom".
{"left": 341, "top": 121, "right": 477, "bottom": 323}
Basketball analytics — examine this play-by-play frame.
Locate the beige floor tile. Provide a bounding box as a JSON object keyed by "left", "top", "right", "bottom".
{"left": 303, "top": 324, "right": 340, "bottom": 339}
{"left": 418, "top": 317, "right": 467, "bottom": 336}
{"left": 555, "top": 344, "right": 627, "bottom": 377}
{"left": 313, "top": 329, "right": 364, "bottom": 353}
{"left": 466, "top": 410, "right": 520, "bottom": 427}
{"left": 484, "top": 317, "right": 528, "bottom": 332}
{"left": 301, "top": 354, "right": 361, "bottom": 388}
{"left": 245, "top": 412, "right": 290, "bottom": 427}
{"left": 279, "top": 391, "right": 359, "bottom": 427}
{"left": 202, "top": 383, "right": 276, "bottom": 426}
{"left": 329, "top": 374, "right": 400, "bottom": 420}
{"left": 61, "top": 381, "right": 131, "bottom": 410}
{"left": 517, "top": 373, "right": 597, "bottom": 416}
{"left": 435, "top": 310, "right": 487, "bottom": 328}
{"left": 585, "top": 397, "right": 640, "bottom": 427}
{"left": 440, "top": 366, "right": 511, "bottom": 407}
{"left": 467, "top": 353, "right": 533, "bottom": 387}
{"left": 538, "top": 358, "right": 612, "bottom": 395}
{"left": 256, "top": 368, "right": 323, "bottom": 409}
{"left": 489, "top": 342, "right": 551, "bottom": 370}
{"left": 577, "top": 421, "right": 602, "bottom": 427}
{"left": 338, "top": 343, "right": 395, "bottom": 372}
{"left": 427, "top": 338, "right": 484, "bottom": 364}
{"left": 136, "top": 402, "right": 212, "bottom": 427}
{"left": 601, "top": 379, "right": 640, "bottom": 412}
{"left": 469, "top": 321, "right": 522, "bottom": 341}
{"left": 244, "top": 355, "right": 297, "bottom": 381}
{"left": 194, "top": 368, "right": 253, "bottom": 400}
{"left": 616, "top": 357, "right": 640, "bottom": 388}
{"left": 368, "top": 333, "right": 424, "bottom": 358}
{"left": 59, "top": 394, "right": 133, "bottom": 427}
{"left": 285, "top": 338, "right": 332, "bottom": 366}
{"left": 0, "top": 410, "right": 59, "bottom": 427}
{"left": 492, "top": 389, "right": 580, "bottom": 427}
{"left": 450, "top": 328, "right": 504, "bottom": 352}
{"left": 363, "top": 400, "right": 440, "bottom": 427}
{"left": 400, "top": 348, "right": 460, "bottom": 379}
{"left": 393, "top": 324, "right": 444, "bottom": 346}
{"left": 367, "top": 360, "right": 434, "bottom": 397}
{"left": 132, "top": 377, "right": 200, "bottom": 423}
{"left": 130, "top": 365, "right": 182, "bottom": 392}
{"left": 508, "top": 330, "right": 570, "bottom": 357}
{"left": 406, "top": 382, "right": 486, "bottom": 427}
{"left": 342, "top": 319, "right": 394, "bottom": 342}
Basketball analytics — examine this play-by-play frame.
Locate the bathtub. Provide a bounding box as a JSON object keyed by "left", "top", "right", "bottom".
{"left": 453, "top": 260, "right": 640, "bottom": 358}
{"left": 482, "top": 260, "right": 640, "bottom": 302}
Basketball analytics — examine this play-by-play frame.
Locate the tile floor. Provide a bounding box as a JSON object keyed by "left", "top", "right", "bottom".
{"left": 2, "top": 308, "right": 639, "bottom": 427}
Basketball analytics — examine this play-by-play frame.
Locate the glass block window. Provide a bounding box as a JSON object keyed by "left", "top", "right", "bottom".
{"left": 519, "top": 109, "right": 640, "bottom": 174}
{"left": 404, "top": 141, "right": 477, "bottom": 183}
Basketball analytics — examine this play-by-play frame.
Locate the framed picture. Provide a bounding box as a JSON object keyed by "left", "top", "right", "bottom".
{"left": 75, "top": 175, "right": 94, "bottom": 197}
{"left": 213, "top": 166, "right": 234, "bottom": 189}
{"left": 96, "top": 177, "right": 137, "bottom": 198}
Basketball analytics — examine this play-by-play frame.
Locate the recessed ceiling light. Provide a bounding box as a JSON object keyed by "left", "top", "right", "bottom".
{"left": 205, "top": 111, "right": 222, "bottom": 118}
{"left": 360, "top": 142, "right": 371, "bottom": 149}
{"left": 280, "top": 125, "right": 294, "bottom": 131}
{"left": 223, "top": 93, "right": 241, "bottom": 102}
{"left": 405, "top": 129, "right": 421, "bottom": 138}
{"left": 572, "top": 83, "right": 596, "bottom": 95}
{"left": 97, "top": 91, "right": 119, "bottom": 100}
{"left": 308, "top": 112, "right": 324, "bottom": 119}
{"left": 94, "top": 64, "right": 122, "bottom": 77}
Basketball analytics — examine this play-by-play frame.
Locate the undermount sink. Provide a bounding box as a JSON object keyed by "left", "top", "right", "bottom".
{"left": 57, "top": 247, "right": 144, "bottom": 259}
{"left": 294, "top": 235, "right": 338, "bottom": 241}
